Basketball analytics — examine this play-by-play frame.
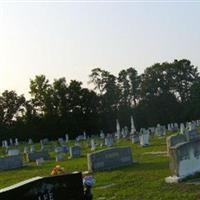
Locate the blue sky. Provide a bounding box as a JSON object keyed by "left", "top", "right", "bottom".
{"left": 0, "top": 1, "right": 200, "bottom": 97}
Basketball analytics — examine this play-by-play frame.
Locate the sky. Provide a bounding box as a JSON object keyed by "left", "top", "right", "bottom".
{"left": 0, "top": 0, "right": 200, "bottom": 97}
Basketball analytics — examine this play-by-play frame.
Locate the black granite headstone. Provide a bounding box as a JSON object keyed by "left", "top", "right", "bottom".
{"left": 0, "top": 172, "right": 84, "bottom": 200}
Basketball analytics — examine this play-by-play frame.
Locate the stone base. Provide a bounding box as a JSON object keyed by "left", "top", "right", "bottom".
{"left": 165, "top": 176, "right": 183, "bottom": 183}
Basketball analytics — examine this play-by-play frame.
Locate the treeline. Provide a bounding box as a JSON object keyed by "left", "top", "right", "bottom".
{"left": 0, "top": 59, "right": 200, "bottom": 141}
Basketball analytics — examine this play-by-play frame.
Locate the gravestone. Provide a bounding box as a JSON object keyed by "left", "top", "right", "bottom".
{"left": 56, "top": 153, "right": 65, "bottom": 162}
{"left": 42, "top": 138, "right": 49, "bottom": 145}
{"left": 100, "top": 131, "right": 105, "bottom": 139}
{"left": 166, "top": 134, "right": 186, "bottom": 154}
{"left": 87, "top": 146, "right": 134, "bottom": 172}
{"left": 185, "top": 129, "right": 200, "bottom": 141}
{"left": 139, "top": 129, "right": 149, "bottom": 146}
{"left": 36, "top": 158, "right": 44, "bottom": 166}
{"left": 0, "top": 173, "right": 84, "bottom": 200}
{"left": 105, "top": 135, "right": 113, "bottom": 147}
{"left": 167, "top": 124, "right": 172, "bottom": 131}
{"left": 40, "top": 143, "right": 45, "bottom": 151}
{"left": 130, "top": 116, "right": 136, "bottom": 135}
{"left": 9, "top": 138, "right": 13, "bottom": 146}
{"left": 15, "top": 138, "right": 19, "bottom": 146}
{"left": 116, "top": 119, "right": 121, "bottom": 140}
{"left": 91, "top": 139, "right": 96, "bottom": 151}
{"left": 30, "top": 145, "right": 35, "bottom": 153}
{"left": 65, "top": 134, "right": 69, "bottom": 143}
{"left": 166, "top": 138, "right": 200, "bottom": 183}
{"left": 7, "top": 149, "right": 20, "bottom": 156}
{"left": 124, "top": 126, "right": 129, "bottom": 137}
{"left": 55, "top": 146, "right": 64, "bottom": 153}
{"left": 24, "top": 146, "right": 29, "bottom": 154}
{"left": 180, "top": 123, "right": 185, "bottom": 134}
{"left": 4, "top": 140, "right": 8, "bottom": 148}
{"left": 26, "top": 151, "right": 50, "bottom": 162}
{"left": 28, "top": 139, "right": 33, "bottom": 145}
{"left": 69, "top": 146, "right": 81, "bottom": 158}
{"left": 0, "top": 155, "right": 23, "bottom": 171}
{"left": 58, "top": 138, "right": 65, "bottom": 145}
{"left": 131, "top": 134, "right": 139, "bottom": 144}
{"left": 83, "top": 132, "right": 87, "bottom": 140}
{"left": 61, "top": 145, "right": 68, "bottom": 153}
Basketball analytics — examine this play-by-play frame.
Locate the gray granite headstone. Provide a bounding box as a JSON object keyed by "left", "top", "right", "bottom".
{"left": 26, "top": 151, "right": 50, "bottom": 162}
{"left": 166, "top": 139, "right": 200, "bottom": 183}
{"left": 69, "top": 146, "right": 81, "bottom": 158}
{"left": 7, "top": 149, "right": 20, "bottom": 156}
{"left": 87, "top": 146, "right": 134, "bottom": 172}
{"left": 166, "top": 134, "right": 186, "bottom": 154}
{"left": 185, "top": 130, "right": 200, "bottom": 141}
{"left": 56, "top": 153, "right": 65, "bottom": 161}
{"left": 0, "top": 155, "right": 23, "bottom": 171}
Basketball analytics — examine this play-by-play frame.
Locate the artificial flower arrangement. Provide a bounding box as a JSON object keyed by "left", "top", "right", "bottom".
{"left": 50, "top": 165, "right": 65, "bottom": 176}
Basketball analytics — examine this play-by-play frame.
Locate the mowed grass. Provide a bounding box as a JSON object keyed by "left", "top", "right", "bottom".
{"left": 1, "top": 133, "right": 200, "bottom": 200}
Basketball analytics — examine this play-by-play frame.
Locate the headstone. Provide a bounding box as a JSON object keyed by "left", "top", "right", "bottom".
{"left": 28, "top": 139, "right": 33, "bottom": 145}
{"left": 0, "top": 173, "right": 84, "bottom": 200}
{"left": 30, "top": 145, "right": 35, "bottom": 153}
{"left": 58, "top": 138, "right": 64, "bottom": 145}
{"left": 121, "top": 128, "right": 125, "bottom": 138}
{"left": 180, "top": 123, "right": 185, "bottom": 134}
{"left": 42, "top": 138, "right": 49, "bottom": 145}
{"left": 130, "top": 116, "right": 136, "bottom": 135}
{"left": 168, "top": 124, "right": 172, "bottom": 132}
{"left": 87, "top": 146, "right": 134, "bottom": 172}
{"left": 139, "top": 129, "right": 150, "bottom": 146}
{"left": 0, "top": 155, "right": 23, "bottom": 171}
{"left": 83, "top": 132, "right": 87, "bottom": 140}
{"left": 131, "top": 133, "right": 139, "bottom": 144}
{"left": 91, "top": 139, "right": 96, "bottom": 151}
{"left": 165, "top": 138, "right": 200, "bottom": 183}
{"left": 9, "top": 138, "right": 13, "bottom": 146}
{"left": 100, "top": 130, "right": 105, "bottom": 139}
{"left": 24, "top": 146, "right": 29, "bottom": 154}
{"left": 15, "top": 138, "right": 19, "bottom": 146}
{"left": 105, "top": 135, "right": 113, "bottom": 147}
{"left": 116, "top": 119, "right": 121, "bottom": 140}
{"left": 124, "top": 126, "right": 129, "bottom": 137}
{"left": 36, "top": 158, "right": 44, "bottom": 166}
{"left": 65, "top": 134, "right": 69, "bottom": 143}
{"left": 155, "top": 124, "right": 162, "bottom": 136}
{"left": 40, "top": 143, "right": 45, "bottom": 151}
{"left": 56, "top": 153, "right": 65, "bottom": 162}
{"left": 4, "top": 140, "right": 8, "bottom": 148}
{"left": 69, "top": 146, "right": 81, "bottom": 158}
{"left": 7, "top": 149, "right": 20, "bottom": 156}
{"left": 185, "top": 129, "right": 200, "bottom": 141}
{"left": 188, "top": 121, "right": 196, "bottom": 131}
{"left": 155, "top": 124, "right": 166, "bottom": 136}
{"left": 55, "top": 146, "right": 64, "bottom": 153}
{"left": 166, "top": 134, "right": 186, "bottom": 154}
{"left": 26, "top": 151, "right": 50, "bottom": 162}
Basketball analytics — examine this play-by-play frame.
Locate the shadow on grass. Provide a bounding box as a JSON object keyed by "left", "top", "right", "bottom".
{"left": 117, "top": 161, "right": 169, "bottom": 172}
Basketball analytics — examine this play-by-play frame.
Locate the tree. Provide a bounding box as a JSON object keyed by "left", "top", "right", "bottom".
{"left": 118, "top": 67, "right": 140, "bottom": 107}
{"left": 0, "top": 90, "right": 25, "bottom": 125}
{"left": 30, "top": 75, "right": 55, "bottom": 116}
{"left": 168, "top": 59, "right": 199, "bottom": 103}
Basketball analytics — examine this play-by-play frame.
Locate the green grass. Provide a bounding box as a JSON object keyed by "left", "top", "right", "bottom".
{"left": 1, "top": 133, "right": 200, "bottom": 200}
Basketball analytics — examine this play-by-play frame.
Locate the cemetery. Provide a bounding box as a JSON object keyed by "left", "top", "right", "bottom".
{"left": 0, "top": 119, "right": 200, "bottom": 199}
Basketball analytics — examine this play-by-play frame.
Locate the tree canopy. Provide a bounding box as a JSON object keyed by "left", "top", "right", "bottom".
{"left": 0, "top": 59, "right": 199, "bottom": 140}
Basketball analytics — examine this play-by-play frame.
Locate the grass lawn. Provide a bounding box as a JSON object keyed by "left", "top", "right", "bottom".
{"left": 0, "top": 133, "right": 200, "bottom": 200}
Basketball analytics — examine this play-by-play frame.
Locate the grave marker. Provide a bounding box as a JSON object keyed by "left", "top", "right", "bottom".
{"left": 87, "top": 146, "right": 134, "bottom": 172}
{"left": 0, "top": 173, "right": 84, "bottom": 200}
